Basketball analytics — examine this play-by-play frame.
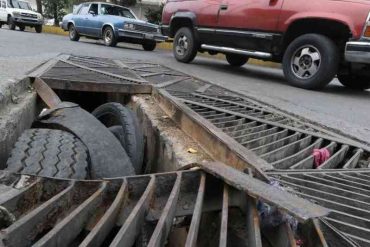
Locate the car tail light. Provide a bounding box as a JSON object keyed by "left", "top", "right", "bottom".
{"left": 363, "top": 12, "right": 370, "bottom": 38}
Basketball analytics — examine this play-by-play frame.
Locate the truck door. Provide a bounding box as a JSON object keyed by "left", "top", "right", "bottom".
{"left": 216, "top": 0, "right": 284, "bottom": 52}
{"left": 194, "top": 0, "right": 223, "bottom": 43}
{"left": 0, "top": 0, "right": 7, "bottom": 22}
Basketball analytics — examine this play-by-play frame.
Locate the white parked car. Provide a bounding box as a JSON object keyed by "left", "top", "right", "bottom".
{"left": 0, "top": 0, "right": 43, "bottom": 32}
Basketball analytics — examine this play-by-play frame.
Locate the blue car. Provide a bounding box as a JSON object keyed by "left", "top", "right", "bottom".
{"left": 61, "top": 2, "right": 167, "bottom": 51}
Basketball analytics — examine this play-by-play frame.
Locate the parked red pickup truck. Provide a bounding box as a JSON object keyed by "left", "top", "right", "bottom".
{"left": 161, "top": 0, "right": 370, "bottom": 90}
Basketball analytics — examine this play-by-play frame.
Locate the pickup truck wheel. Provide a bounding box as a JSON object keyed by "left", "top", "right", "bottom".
{"left": 283, "top": 34, "right": 339, "bottom": 90}
{"left": 337, "top": 73, "right": 370, "bottom": 90}
{"left": 142, "top": 41, "right": 156, "bottom": 51}
{"left": 173, "top": 27, "right": 198, "bottom": 63}
{"left": 226, "top": 54, "right": 249, "bottom": 67}
{"left": 103, "top": 26, "right": 117, "bottom": 47}
{"left": 92, "top": 103, "right": 144, "bottom": 174}
{"left": 7, "top": 17, "right": 15, "bottom": 30}
{"left": 69, "top": 24, "right": 80, "bottom": 41}
{"left": 19, "top": 25, "right": 25, "bottom": 31}
{"left": 6, "top": 129, "right": 89, "bottom": 179}
{"left": 35, "top": 25, "right": 42, "bottom": 33}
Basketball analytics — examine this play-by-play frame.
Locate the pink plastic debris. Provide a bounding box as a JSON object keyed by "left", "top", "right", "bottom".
{"left": 313, "top": 148, "right": 331, "bottom": 168}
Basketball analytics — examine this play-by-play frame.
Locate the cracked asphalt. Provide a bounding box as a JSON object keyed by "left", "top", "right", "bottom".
{"left": 1, "top": 28, "right": 369, "bottom": 144}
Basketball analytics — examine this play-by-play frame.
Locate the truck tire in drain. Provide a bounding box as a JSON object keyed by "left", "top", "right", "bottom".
{"left": 6, "top": 129, "right": 89, "bottom": 179}
{"left": 92, "top": 103, "right": 144, "bottom": 174}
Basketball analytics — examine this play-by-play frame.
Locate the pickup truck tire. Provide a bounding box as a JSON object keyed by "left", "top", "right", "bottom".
{"left": 6, "top": 129, "right": 89, "bottom": 179}
{"left": 283, "top": 34, "right": 339, "bottom": 90}
{"left": 226, "top": 54, "right": 249, "bottom": 67}
{"left": 92, "top": 103, "right": 144, "bottom": 174}
{"left": 173, "top": 27, "right": 198, "bottom": 63}
{"left": 7, "top": 17, "right": 15, "bottom": 30}
{"left": 19, "top": 25, "right": 25, "bottom": 31}
{"left": 337, "top": 74, "right": 370, "bottom": 90}
{"left": 103, "top": 26, "right": 117, "bottom": 47}
{"left": 142, "top": 41, "right": 156, "bottom": 51}
{"left": 69, "top": 24, "right": 80, "bottom": 41}
{"left": 35, "top": 25, "right": 42, "bottom": 33}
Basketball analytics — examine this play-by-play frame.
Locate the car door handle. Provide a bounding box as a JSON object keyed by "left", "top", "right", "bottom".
{"left": 220, "top": 4, "right": 228, "bottom": 11}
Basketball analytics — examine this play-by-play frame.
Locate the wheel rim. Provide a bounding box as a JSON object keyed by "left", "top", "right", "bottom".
{"left": 105, "top": 29, "right": 113, "bottom": 44}
{"left": 69, "top": 26, "right": 75, "bottom": 38}
{"left": 175, "top": 34, "right": 189, "bottom": 56}
{"left": 291, "top": 45, "right": 321, "bottom": 79}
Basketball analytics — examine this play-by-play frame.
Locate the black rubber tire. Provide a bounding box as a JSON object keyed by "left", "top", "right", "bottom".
{"left": 337, "top": 74, "right": 370, "bottom": 90}
{"left": 69, "top": 24, "right": 80, "bottom": 41}
{"left": 35, "top": 25, "right": 42, "bottom": 33}
{"left": 6, "top": 129, "right": 89, "bottom": 179}
{"left": 19, "top": 25, "right": 25, "bottom": 31}
{"left": 226, "top": 54, "right": 249, "bottom": 67}
{"left": 173, "top": 27, "right": 198, "bottom": 63}
{"left": 282, "top": 34, "right": 339, "bottom": 90}
{"left": 0, "top": 24, "right": 2, "bottom": 28}
{"left": 92, "top": 103, "right": 144, "bottom": 174}
{"left": 142, "top": 41, "right": 156, "bottom": 51}
{"left": 103, "top": 26, "right": 117, "bottom": 47}
{"left": 8, "top": 17, "right": 15, "bottom": 30}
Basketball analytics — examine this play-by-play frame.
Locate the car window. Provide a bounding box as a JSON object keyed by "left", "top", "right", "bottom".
{"left": 100, "top": 4, "right": 136, "bottom": 19}
{"left": 89, "top": 3, "right": 98, "bottom": 15}
{"left": 78, "top": 4, "right": 90, "bottom": 15}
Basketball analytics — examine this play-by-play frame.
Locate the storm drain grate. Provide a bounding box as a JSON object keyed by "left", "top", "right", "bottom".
{"left": 0, "top": 163, "right": 334, "bottom": 247}
{"left": 168, "top": 91, "right": 370, "bottom": 170}
{"left": 268, "top": 169, "right": 370, "bottom": 246}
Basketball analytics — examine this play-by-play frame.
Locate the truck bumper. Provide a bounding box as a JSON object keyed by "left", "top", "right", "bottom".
{"left": 117, "top": 29, "right": 168, "bottom": 42}
{"left": 13, "top": 17, "right": 42, "bottom": 26}
{"left": 345, "top": 41, "right": 370, "bottom": 64}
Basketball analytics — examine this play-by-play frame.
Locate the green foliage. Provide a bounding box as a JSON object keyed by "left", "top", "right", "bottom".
{"left": 144, "top": 3, "right": 164, "bottom": 24}
{"left": 43, "top": 0, "right": 68, "bottom": 25}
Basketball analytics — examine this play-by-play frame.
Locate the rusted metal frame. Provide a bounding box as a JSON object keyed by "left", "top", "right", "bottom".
{"left": 251, "top": 132, "right": 302, "bottom": 155}
{"left": 236, "top": 126, "right": 280, "bottom": 144}
{"left": 195, "top": 84, "right": 212, "bottom": 93}
{"left": 343, "top": 149, "right": 364, "bottom": 169}
{"left": 214, "top": 118, "right": 248, "bottom": 128}
{"left": 141, "top": 71, "right": 180, "bottom": 77}
{"left": 33, "top": 78, "right": 62, "bottom": 108}
{"left": 271, "top": 138, "right": 324, "bottom": 169}
{"left": 147, "top": 173, "right": 182, "bottom": 247}
{"left": 33, "top": 182, "right": 108, "bottom": 247}
{"left": 261, "top": 135, "right": 312, "bottom": 163}
{"left": 336, "top": 173, "right": 370, "bottom": 185}
{"left": 318, "top": 145, "right": 350, "bottom": 169}
{"left": 28, "top": 55, "right": 70, "bottom": 78}
{"left": 219, "top": 184, "right": 229, "bottom": 247}
{"left": 210, "top": 115, "right": 239, "bottom": 124}
{"left": 110, "top": 176, "right": 156, "bottom": 247}
{"left": 242, "top": 129, "right": 289, "bottom": 148}
{"left": 60, "top": 59, "right": 147, "bottom": 84}
{"left": 155, "top": 77, "right": 190, "bottom": 88}
{"left": 203, "top": 112, "right": 229, "bottom": 119}
{"left": 185, "top": 173, "right": 206, "bottom": 247}
{"left": 228, "top": 123, "right": 268, "bottom": 138}
{"left": 246, "top": 195, "right": 263, "bottom": 247}
{"left": 70, "top": 57, "right": 117, "bottom": 67}
{"left": 113, "top": 59, "right": 148, "bottom": 83}
{"left": 180, "top": 98, "right": 370, "bottom": 152}
{"left": 2, "top": 181, "right": 75, "bottom": 247}
{"left": 153, "top": 88, "right": 273, "bottom": 179}
{"left": 318, "top": 173, "right": 370, "bottom": 191}
{"left": 80, "top": 179, "right": 128, "bottom": 247}
{"left": 40, "top": 77, "right": 153, "bottom": 94}
{"left": 197, "top": 162, "right": 330, "bottom": 222}
{"left": 318, "top": 219, "right": 360, "bottom": 247}
{"left": 222, "top": 121, "right": 258, "bottom": 133}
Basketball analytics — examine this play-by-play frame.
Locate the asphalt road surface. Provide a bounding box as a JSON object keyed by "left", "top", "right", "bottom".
{"left": 1, "top": 28, "right": 369, "bottom": 144}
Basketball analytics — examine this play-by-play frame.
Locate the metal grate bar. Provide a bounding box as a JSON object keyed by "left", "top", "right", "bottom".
{"left": 343, "top": 149, "right": 364, "bottom": 169}
{"left": 318, "top": 145, "right": 350, "bottom": 169}
{"left": 219, "top": 185, "right": 229, "bottom": 247}
{"left": 236, "top": 126, "right": 280, "bottom": 144}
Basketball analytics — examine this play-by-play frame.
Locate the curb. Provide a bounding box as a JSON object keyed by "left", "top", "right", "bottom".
{"left": 38, "top": 25, "right": 280, "bottom": 68}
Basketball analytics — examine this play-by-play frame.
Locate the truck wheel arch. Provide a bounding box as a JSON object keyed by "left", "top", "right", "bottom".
{"left": 169, "top": 12, "right": 196, "bottom": 37}
{"left": 102, "top": 24, "right": 115, "bottom": 37}
{"left": 281, "top": 17, "right": 352, "bottom": 56}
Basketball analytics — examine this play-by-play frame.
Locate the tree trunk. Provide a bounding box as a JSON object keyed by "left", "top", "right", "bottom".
{"left": 53, "top": 3, "right": 58, "bottom": 26}
{"left": 36, "top": 0, "right": 42, "bottom": 14}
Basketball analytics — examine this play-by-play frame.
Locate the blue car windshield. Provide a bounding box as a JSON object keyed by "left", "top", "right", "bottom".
{"left": 100, "top": 4, "right": 136, "bottom": 19}
{"left": 10, "top": 0, "right": 31, "bottom": 9}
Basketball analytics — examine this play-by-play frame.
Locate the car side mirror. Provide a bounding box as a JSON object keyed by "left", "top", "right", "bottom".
{"left": 89, "top": 10, "right": 96, "bottom": 16}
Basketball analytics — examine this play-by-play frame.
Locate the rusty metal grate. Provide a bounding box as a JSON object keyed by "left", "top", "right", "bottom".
{"left": 0, "top": 162, "right": 334, "bottom": 247}
{"left": 268, "top": 169, "right": 370, "bottom": 246}
{"left": 167, "top": 91, "right": 369, "bottom": 170}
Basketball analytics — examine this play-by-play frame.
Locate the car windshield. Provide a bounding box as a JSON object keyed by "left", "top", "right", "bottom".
{"left": 100, "top": 4, "right": 136, "bottom": 19}
{"left": 11, "top": 0, "right": 31, "bottom": 9}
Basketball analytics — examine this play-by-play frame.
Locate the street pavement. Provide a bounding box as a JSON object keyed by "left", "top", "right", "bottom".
{"left": 1, "top": 28, "right": 370, "bottom": 144}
